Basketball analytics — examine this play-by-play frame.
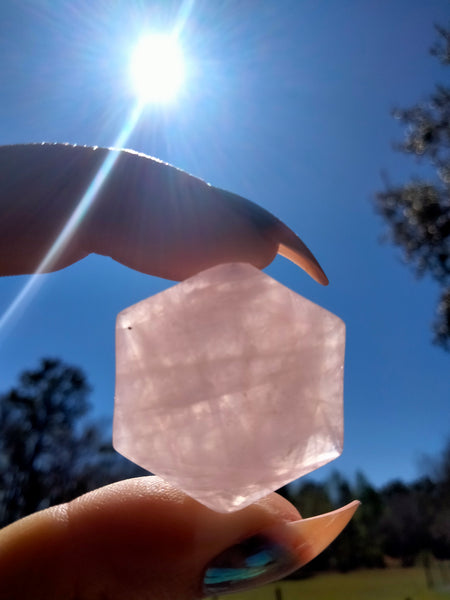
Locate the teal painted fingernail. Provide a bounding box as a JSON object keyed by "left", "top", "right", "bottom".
{"left": 203, "top": 533, "right": 297, "bottom": 595}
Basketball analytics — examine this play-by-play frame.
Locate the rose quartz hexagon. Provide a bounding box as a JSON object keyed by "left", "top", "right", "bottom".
{"left": 113, "top": 263, "right": 345, "bottom": 512}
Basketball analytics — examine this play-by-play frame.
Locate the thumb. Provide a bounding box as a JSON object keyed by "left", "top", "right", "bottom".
{"left": 0, "top": 476, "right": 358, "bottom": 600}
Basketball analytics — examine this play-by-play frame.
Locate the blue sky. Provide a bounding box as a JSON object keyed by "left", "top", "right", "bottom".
{"left": 1, "top": 0, "right": 449, "bottom": 490}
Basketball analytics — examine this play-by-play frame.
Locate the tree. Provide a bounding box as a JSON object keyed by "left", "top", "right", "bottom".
{"left": 286, "top": 479, "right": 335, "bottom": 576}
{"left": 422, "top": 438, "right": 450, "bottom": 559}
{"left": 375, "top": 25, "right": 450, "bottom": 350}
{"left": 286, "top": 472, "right": 385, "bottom": 575}
{"left": 0, "top": 358, "right": 144, "bottom": 527}
{"left": 379, "top": 478, "right": 435, "bottom": 566}
{"left": 326, "top": 471, "right": 384, "bottom": 571}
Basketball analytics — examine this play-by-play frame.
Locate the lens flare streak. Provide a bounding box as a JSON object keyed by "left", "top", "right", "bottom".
{"left": 0, "top": 1, "right": 196, "bottom": 340}
{"left": 0, "top": 102, "right": 143, "bottom": 340}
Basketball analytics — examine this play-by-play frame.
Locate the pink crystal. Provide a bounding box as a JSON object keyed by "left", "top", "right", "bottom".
{"left": 113, "top": 263, "right": 345, "bottom": 512}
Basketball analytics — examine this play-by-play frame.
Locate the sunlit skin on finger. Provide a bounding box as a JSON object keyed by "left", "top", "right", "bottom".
{"left": 0, "top": 477, "right": 300, "bottom": 599}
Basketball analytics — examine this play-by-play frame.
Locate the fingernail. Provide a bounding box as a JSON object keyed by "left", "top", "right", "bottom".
{"left": 203, "top": 532, "right": 298, "bottom": 595}
{"left": 203, "top": 500, "right": 360, "bottom": 596}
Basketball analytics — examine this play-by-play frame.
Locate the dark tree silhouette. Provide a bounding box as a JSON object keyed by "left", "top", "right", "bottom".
{"left": 375, "top": 25, "right": 450, "bottom": 350}
{"left": 326, "top": 471, "right": 384, "bottom": 572}
{"left": 284, "top": 479, "right": 335, "bottom": 577}
{"left": 286, "top": 472, "right": 385, "bottom": 576}
{"left": 379, "top": 478, "right": 435, "bottom": 566}
{"left": 0, "top": 358, "right": 144, "bottom": 528}
{"left": 423, "top": 438, "right": 450, "bottom": 559}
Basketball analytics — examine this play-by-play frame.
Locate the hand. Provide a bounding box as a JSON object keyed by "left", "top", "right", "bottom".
{"left": 0, "top": 143, "right": 352, "bottom": 599}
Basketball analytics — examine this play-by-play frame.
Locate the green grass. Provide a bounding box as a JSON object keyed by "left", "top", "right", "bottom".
{"left": 209, "top": 567, "right": 450, "bottom": 600}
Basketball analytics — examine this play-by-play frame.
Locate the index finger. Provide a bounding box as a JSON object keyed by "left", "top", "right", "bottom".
{"left": 0, "top": 144, "right": 328, "bottom": 284}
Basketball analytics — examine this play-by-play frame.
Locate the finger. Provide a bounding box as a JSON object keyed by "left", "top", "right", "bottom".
{"left": 0, "top": 476, "right": 358, "bottom": 599}
{"left": 0, "top": 144, "right": 327, "bottom": 283}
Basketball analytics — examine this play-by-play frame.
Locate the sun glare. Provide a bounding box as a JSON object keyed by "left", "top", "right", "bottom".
{"left": 130, "top": 34, "right": 185, "bottom": 103}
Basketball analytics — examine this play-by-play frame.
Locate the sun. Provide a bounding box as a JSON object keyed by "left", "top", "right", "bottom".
{"left": 130, "top": 34, "right": 185, "bottom": 104}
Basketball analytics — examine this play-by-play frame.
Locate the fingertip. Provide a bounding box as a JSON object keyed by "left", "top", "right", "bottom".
{"left": 278, "top": 241, "right": 329, "bottom": 285}
{"left": 276, "top": 500, "right": 360, "bottom": 567}
{"left": 0, "top": 477, "right": 302, "bottom": 600}
{"left": 65, "top": 479, "right": 303, "bottom": 599}
{"left": 271, "top": 218, "right": 328, "bottom": 285}
{"left": 202, "top": 500, "right": 359, "bottom": 596}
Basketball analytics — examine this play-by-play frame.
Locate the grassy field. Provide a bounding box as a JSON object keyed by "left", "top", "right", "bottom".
{"left": 208, "top": 567, "right": 450, "bottom": 600}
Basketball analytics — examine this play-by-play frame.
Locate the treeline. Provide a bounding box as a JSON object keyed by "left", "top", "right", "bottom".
{"left": 1, "top": 358, "right": 449, "bottom": 576}
{"left": 0, "top": 358, "right": 145, "bottom": 528}
{"left": 278, "top": 448, "right": 450, "bottom": 575}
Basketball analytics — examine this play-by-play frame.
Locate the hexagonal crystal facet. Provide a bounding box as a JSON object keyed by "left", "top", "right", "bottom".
{"left": 114, "top": 263, "right": 345, "bottom": 512}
